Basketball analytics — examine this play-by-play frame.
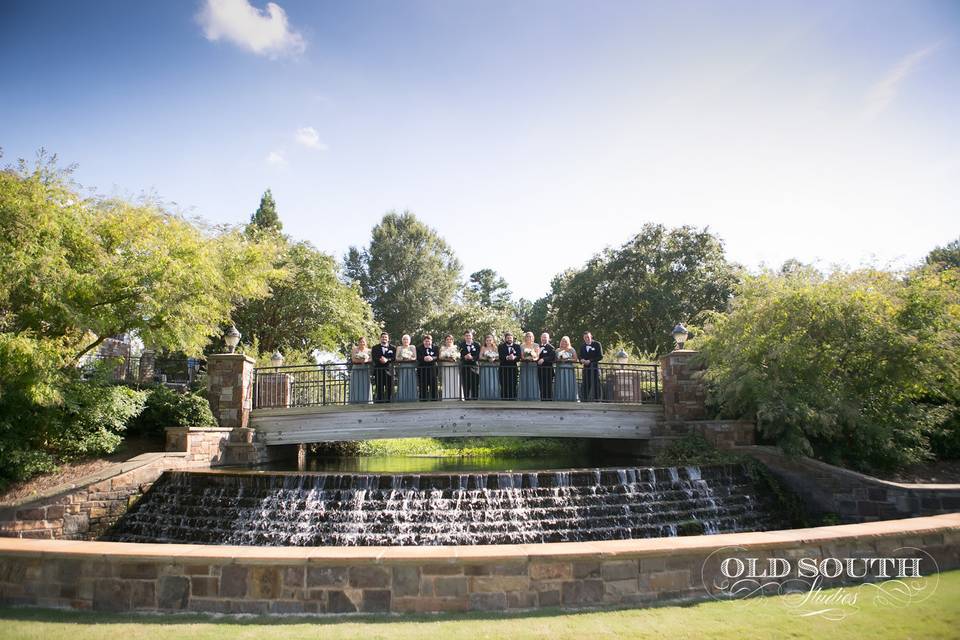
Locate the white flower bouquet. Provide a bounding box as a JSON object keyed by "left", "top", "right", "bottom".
{"left": 558, "top": 350, "right": 572, "bottom": 361}
{"left": 440, "top": 347, "right": 460, "bottom": 362}
{"left": 522, "top": 347, "right": 537, "bottom": 361}
{"left": 483, "top": 350, "right": 498, "bottom": 362}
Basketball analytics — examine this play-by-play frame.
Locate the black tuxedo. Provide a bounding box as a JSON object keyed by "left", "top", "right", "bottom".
{"left": 537, "top": 342, "right": 556, "bottom": 400}
{"left": 371, "top": 343, "right": 396, "bottom": 402}
{"left": 579, "top": 340, "right": 604, "bottom": 401}
{"left": 459, "top": 341, "right": 480, "bottom": 400}
{"left": 498, "top": 342, "right": 520, "bottom": 400}
{"left": 416, "top": 344, "right": 440, "bottom": 400}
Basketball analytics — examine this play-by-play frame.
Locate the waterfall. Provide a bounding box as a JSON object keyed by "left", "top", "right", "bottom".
{"left": 103, "top": 464, "right": 789, "bottom": 546}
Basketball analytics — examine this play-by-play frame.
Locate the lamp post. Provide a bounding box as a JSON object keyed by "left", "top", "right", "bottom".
{"left": 223, "top": 326, "right": 241, "bottom": 353}
{"left": 615, "top": 348, "right": 629, "bottom": 366}
{"left": 270, "top": 350, "right": 285, "bottom": 368}
{"left": 671, "top": 323, "right": 689, "bottom": 351}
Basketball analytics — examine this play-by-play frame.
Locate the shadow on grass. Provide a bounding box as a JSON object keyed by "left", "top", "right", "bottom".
{"left": 0, "top": 600, "right": 703, "bottom": 627}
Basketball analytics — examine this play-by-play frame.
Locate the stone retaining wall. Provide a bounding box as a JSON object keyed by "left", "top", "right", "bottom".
{"left": 740, "top": 446, "right": 960, "bottom": 522}
{"left": 0, "top": 453, "right": 209, "bottom": 541}
{"left": 1, "top": 513, "right": 957, "bottom": 615}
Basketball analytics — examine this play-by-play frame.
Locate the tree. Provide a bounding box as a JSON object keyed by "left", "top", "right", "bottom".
{"left": 344, "top": 211, "right": 462, "bottom": 336}
{"left": 926, "top": 238, "right": 960, "bottom": 271}
{"left": 540, "top": 224, "right": 740, "bottom": 355}
{"left": 695, "top": 267, "right": 960, "bottom": 472}
{"left": 465, "top": 269, "right": 512, "bottom": 310}
{"left": 421, "top": 302, "right": 521, "bottom": 345}
{"left": 250, "top": 189, "right": 282, "bottom": 233}
{"left": 232, "top": 240, "right": 377, "bottom": 356}
{"left": 0, "top": 156, "right": 281, "bottom": 361}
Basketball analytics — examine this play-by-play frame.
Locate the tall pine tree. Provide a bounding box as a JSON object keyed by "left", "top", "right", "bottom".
{"left": 250, "top": 189, "right": 282, "bottom": 232}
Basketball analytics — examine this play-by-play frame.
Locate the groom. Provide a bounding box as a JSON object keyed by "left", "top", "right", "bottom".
{"left": 371, "top": 331, "right": 395, "bottom": 403}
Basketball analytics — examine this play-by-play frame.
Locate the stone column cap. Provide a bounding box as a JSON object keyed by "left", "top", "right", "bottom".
{"left": 208, "top": 353, "right": 256, "bottom": 364}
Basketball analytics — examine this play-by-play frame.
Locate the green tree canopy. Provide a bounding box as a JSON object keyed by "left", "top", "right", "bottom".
{"left": 465, "top": 269, "right": 512, "bottom": 310}
{"left": 232, "top": 240, "right": 378, "bottom": 356}
{"left": 250, "top": 189, "right": 282, "bottom": 233}
{"left": 536, "top": 224, "right": 740, "bottom": 355}
{"left": 344, "top": 211, "right": 462, "bottom": 337}
{"left": 0, "top": 156, "right": 280, "bottom": 361}
{"left": 695, "top": 266, "right": 960, "bottom": 472}
{"left": 421, "top": 302, "right": 521, "bottom": 345}
{"left": 926, "top": 238, "right": 960, "bottom": 271}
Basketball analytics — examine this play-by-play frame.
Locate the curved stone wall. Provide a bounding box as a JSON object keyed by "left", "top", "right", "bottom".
{"left": 1, "top": 513, "right": 957, "bottom": 615}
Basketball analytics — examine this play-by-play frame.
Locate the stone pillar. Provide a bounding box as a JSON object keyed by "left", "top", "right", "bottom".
{"left": 138, "top": 349, "right": 156, "bottom": 385}
{"left": 207, "top": 353, "right": 256, "bottom": 428}
{"left": 660, "top": 349, "right": 707, "bottom": 421}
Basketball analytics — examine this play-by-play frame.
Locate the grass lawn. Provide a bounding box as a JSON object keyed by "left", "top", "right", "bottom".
{"left": 1, "top": 571, "right": 958, "bottom": 640}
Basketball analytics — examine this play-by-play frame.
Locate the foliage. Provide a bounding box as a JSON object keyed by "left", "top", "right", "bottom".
{"left": 465, "top": 269, "right": 512, "bottom": 310}
{"left": 535, "top": 224, "right": 740, "bottom": 355}
{"left": 232, "top": 240, "right": 377, "bottom": 355}
{"left": 344, "top": 211, "right": 462, "bottom": 337}
{"left": 0, "top": 334, "right": 147, "bottom": 487}
{"left": 0, "top": 155, "right": 281, "bottom": 361}
{"left": 653, "top": 433, "right": 742, "bottom": 466}
{"left": 421, "top": 301, "right": 521, "bottom": 344}
{"left": 132, "top": 386, "right": 217, "bottom": 436}
{"left": 926, "top": 237, "right": 960, "bottom": 271}
{"left": 250, "top": 189, "right": 282, "bottom": 233}
{"left": 694, "top": 266, "right": 960, "bottom": 472}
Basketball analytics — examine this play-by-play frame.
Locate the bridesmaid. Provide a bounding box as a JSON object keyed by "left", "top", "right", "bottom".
{"left": 395, "top": 334, "right": 418, "bottom": 402}
{"left": 439, "top": 334, "right": 462, "bottom": 400}
{"left": 478, "top": 334, "right": 501, "bottom": 400}
{"left": 349, "top": 336, "right": 372, "bottom": 404}
{"left": 518, "top": 331, "right": 541, "bottom": 401}
{"left": 554, "top": 336, "right": 579, "bottom": 401}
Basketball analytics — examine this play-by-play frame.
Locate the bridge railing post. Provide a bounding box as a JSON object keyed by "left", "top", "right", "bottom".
{"left": 659, "top": 349, "right": 706, "bottom": 421}
{"left": 207, "top": 353, "right": 256, "bottom": 428}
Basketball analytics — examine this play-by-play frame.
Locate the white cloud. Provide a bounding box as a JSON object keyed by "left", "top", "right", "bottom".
{"left": 863, "top": 43, "right": 940, "bottom": 120}
{"left": 295, "top": 126, "right": 328, "bottom": 150}
{"left": 197, "top": 0, "right": 305, "bottom": 58}
{"left": 265, "top": 150, "right": 286, "bottom": 166}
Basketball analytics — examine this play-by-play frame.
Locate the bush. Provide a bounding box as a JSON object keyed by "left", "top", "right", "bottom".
{"left": 50, "top": 377, "right": 147, "bottom": 458}
{"left": 695, "top": 266, "right": 960, "bottom": 473}
{"left": 132, "top": 385, "right": 217, "bottom": 436}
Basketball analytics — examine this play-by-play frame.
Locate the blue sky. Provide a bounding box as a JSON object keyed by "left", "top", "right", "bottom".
{"left": 2, "top": 0, "right": 958, "bottom": 299}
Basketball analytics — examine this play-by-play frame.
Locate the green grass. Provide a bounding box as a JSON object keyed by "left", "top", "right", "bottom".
{"left": 316, "top": 437, "right": 589, "bottom": 458}
{"left": 2, "top": 571, "right": 959, "bottom": 640}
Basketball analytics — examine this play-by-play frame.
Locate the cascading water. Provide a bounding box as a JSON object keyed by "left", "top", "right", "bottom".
{"left": 102, "top": 464, "right": 789, "bottom": 546}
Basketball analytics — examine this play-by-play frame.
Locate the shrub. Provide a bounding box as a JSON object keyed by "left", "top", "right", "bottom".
{"left": 133, "top": 385, "right": 217, "bottom": 435}
{"left": 695, "top": 266, "right": 960, "bottom": 472}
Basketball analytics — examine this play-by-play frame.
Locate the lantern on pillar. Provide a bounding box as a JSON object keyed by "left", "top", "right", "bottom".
{"left": 223, "top": 326, "right": 241, "bottom": 353}
{"left": 671, "top": 323, "right": 689, "bottom": 351}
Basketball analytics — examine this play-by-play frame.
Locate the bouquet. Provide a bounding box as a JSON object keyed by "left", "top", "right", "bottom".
{"left": 558, "top": 350, "right": 572, "bottom": 362}
{"left": 483, "top": 350, "right": 498, "bottom": 362}
{"left": 397, "top": 346, "right": 417, "bottom": 362}
{"left": 356, "top": 350, "right": 371, "bottom": 363}
{"left": 440, "top": 347, "right": 460, "bottom": 362}
{"left": 522, "top": 347, "right": 537, "bottom": 361}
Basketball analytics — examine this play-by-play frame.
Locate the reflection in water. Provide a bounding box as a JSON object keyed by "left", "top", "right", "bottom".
{"left": 225, "top": 452, "right": 647, "bottom": 474}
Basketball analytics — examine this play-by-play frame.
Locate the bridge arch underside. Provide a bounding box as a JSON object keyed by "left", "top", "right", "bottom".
{"left": 249, "top": 402, "right": 664, "bottom": 445}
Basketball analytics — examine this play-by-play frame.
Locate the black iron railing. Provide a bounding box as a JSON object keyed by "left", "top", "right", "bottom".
{"left": 78, "top": 354, "right": 204, "bottom": 386}
{"left": 253, "top": 361, "right": 660, "bottom": 409}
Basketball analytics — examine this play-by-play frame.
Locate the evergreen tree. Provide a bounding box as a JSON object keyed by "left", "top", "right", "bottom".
{"left": 250, "top": 189, "right": 282, "bottom": 232}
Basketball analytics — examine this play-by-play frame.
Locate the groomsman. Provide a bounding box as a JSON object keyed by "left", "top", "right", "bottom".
{"left": 537, "top": 332, "right": 556, "bottom": 400}
{"left": 417, "top": 334, "right": 440, "bottom": 401}
{"left": 499, "top": 332, "right": 520, "bottom": 400}
{"left": 579, "top": 331, "right": 604, "bottom": 402}
{"left": 459, "top": 330, "right": 480, "bottom": 400}
{"left": 371, "top": 331, "right": 396, "bottom": 403}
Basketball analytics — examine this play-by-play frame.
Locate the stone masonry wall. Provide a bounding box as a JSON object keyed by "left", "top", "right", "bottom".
{"left": 0, "top": 453, "right": 207, "bottom": 541}
{"left": 660, "top": 350, "right": 707, "bottom": 421}
{"left": 0, "top": 514, "right": 957, "bottom": 614}
{"left": 742, "top": 446, "right": 960, "bottom": 522}
{"left": 207, "top": 354, "right": 255, "bottom": 429}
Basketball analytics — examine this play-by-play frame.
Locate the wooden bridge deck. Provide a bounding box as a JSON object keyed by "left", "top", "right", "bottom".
{"left": 250, "top": 402, "right": 664, "bottom": 445}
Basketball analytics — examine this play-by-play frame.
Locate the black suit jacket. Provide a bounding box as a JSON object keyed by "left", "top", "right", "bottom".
{"left": 498, "top": 342, "right": 520, "bottom": 367}
{"left": 538, "top": 343, "right": 556, "bottom": 367}
{"left": 371, "top": 343, "right": 396, "bottom": 370}
{"left": 459, "top": 341, "right": 480, "bottom": 369}
{"left": 416, "top": 344, "right": 439, "bottom": 367}
{"left": 578, "top": 340, "right": 603, "bottom": 368}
